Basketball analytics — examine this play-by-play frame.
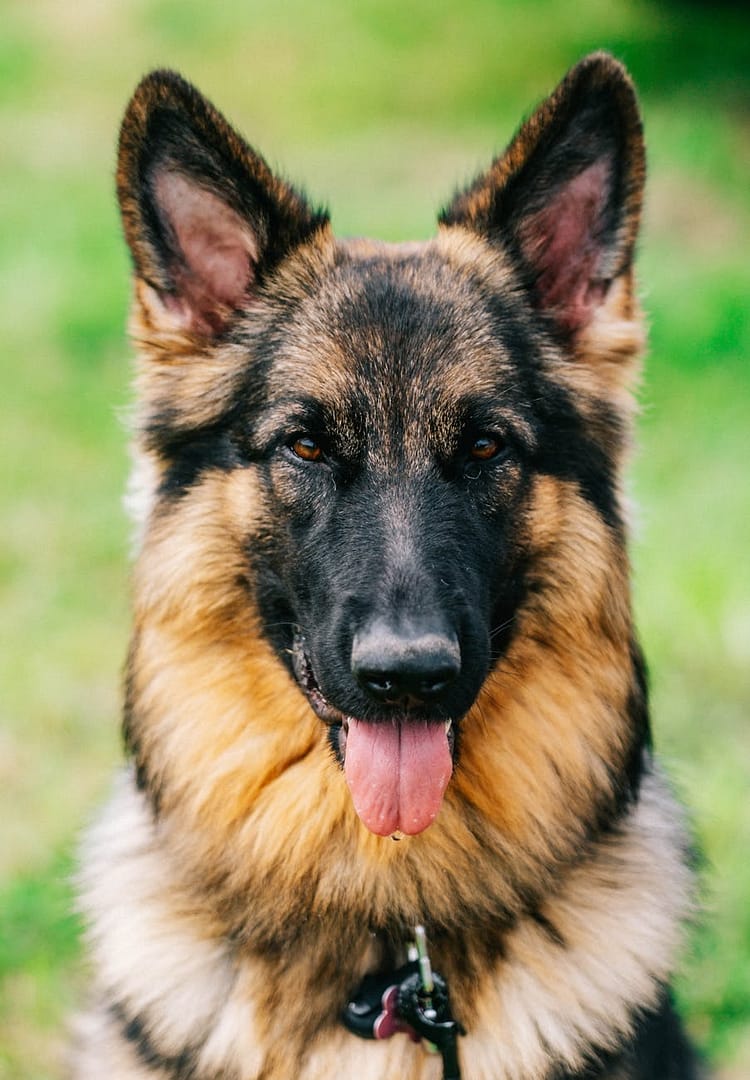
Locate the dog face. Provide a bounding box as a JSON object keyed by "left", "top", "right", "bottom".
{"left": 119, "top": 55, "right": 645, "bottom": 839}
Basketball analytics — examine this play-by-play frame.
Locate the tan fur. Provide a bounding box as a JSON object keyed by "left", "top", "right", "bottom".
{"left": 77, "top": 768, "right": 691, "bottom": 1080}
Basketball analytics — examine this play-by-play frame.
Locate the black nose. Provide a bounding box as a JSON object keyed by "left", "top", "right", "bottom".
{"left": 351, "top": 618, "right": 461, "bottom": 707}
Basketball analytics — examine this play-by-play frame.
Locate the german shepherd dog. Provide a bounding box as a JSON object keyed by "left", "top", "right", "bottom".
{"left": 74, "top": 54, "right": 704, "bottom": 1079}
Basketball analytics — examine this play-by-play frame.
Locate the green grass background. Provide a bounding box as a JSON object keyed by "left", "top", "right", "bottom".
{"left": 1, "top": 1, "right": 748, "bottom": 1075}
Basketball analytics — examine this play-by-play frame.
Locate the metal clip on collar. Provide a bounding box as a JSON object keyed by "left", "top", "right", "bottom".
{"left": 342, "top": 925, "right": 464, "bottom": 1080}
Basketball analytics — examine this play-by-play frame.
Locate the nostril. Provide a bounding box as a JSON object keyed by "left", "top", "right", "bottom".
{"left": 358, "top": 673, "right": 396, "bottom": 696}
{"left": 419, "top": 675, "right": 453, "bottom": 697}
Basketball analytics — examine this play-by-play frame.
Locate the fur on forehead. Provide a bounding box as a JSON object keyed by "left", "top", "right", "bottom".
{"left": 261, "top": 246, "right": 522, "bottom": 393}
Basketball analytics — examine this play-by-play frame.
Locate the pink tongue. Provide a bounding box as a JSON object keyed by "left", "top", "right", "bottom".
{"left": 344, "top": 719, "right": 452, "bottom": 836}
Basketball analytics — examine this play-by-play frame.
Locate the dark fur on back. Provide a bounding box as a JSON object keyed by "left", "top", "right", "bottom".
{"left": 74, "top": 55, "right": 704, "bottom": 1079}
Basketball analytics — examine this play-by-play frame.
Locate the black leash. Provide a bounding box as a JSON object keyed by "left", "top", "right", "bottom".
{"left": 342, "top": 925, "right": 464, "bottom": 1079}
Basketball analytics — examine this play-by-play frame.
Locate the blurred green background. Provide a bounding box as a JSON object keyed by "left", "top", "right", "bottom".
{"left": 1, "top": 1, "right": 748, "bottom": 1076}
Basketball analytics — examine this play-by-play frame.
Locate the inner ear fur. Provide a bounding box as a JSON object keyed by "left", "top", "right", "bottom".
{"left": 439, "top": 52, "right": 645, "bottom": 337}
{"left": 117, "top": 70, "right": 329, "bottom": 336}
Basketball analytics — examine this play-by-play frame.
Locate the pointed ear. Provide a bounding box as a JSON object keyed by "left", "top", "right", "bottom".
{"left": 117, "top": 70, "right": 329, "bottom": 337}
{"left": 439, "top": 53, "right": 644, "bottom": 337}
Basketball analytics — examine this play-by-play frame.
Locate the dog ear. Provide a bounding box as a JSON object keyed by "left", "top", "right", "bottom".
{"left": 117, "top": 70, "right": 329, "bottom": 337}
{"left": 440, "top": 53, "right": 644, "bottom": 337}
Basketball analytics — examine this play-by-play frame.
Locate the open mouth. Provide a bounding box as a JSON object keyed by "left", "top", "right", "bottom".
{"left": 292, "top": 636, "right": 456, "bottom": 837}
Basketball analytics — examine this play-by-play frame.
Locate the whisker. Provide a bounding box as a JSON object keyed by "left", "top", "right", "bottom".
{"left": 489, "top": 616, "right": 515, "bottom": 640}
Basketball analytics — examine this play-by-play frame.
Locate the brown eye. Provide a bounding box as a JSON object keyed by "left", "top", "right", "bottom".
{"left": 469, "top": 436, "right": 502, "bottom": 461}
{"left": 291, "top": 436, "right": 323, "bottom": 462}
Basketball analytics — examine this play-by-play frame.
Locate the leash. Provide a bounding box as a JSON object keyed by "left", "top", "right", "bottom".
{"left": 342, "top": 925, "right": 464, "bottom": 1079}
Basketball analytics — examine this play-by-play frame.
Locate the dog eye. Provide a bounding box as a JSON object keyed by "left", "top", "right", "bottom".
{"left": 290, "top": 435, "right": 324, "bottom": 462}
{"left": 469, "top": 435, "right": 504, "bottom": 462}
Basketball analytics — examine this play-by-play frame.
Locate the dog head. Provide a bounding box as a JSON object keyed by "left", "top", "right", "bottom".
{"left": 118, "top": 55, "right": 645, "bottom": 838}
